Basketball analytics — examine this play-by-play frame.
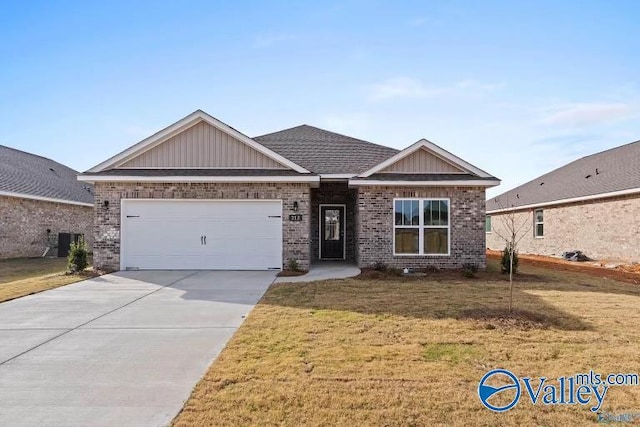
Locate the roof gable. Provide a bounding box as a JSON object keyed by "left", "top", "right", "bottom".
{"left": 379, "top": 147, "right": 466, "bottom": 174}
{"left": 359, "top": 139, "right": 493, "bottom": 178}
{"left": 87, "top": 110, "right": 309, "bottom": 173}
{"left": 119, "top": 121, "right": 286, "bottom": 169}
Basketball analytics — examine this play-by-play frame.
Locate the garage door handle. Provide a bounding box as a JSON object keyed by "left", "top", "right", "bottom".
{"left": 200, "top": 235, "right": 204, "bottom": 245}
{"left": 203, "top": 235, "right": 207, "bottom": 245}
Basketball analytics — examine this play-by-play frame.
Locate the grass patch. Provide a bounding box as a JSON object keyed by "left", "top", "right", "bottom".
{"left": 0, "top": 257, "right": 90, "bottom": 303}
{"left": 173, "top": 259, "right": 640, "bottom": 426}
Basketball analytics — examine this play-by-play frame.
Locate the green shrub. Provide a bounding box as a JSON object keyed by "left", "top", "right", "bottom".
{"left": 462, "top": 263, "right": 478, "bottom": 278}
{"left": 67, "top": 237, "right": 89, "bottom": 273}
{"left": 500, "top": 245, "right": 519, "bottom": 274}
{"left": 287, "top": 258, "right": 300, "bottom": 272}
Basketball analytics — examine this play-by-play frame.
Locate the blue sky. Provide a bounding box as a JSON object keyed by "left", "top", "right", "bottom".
{"left": 1, "top": 1, "right": 638, "bottom": 197}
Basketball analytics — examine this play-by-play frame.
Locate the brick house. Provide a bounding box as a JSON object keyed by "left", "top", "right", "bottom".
{"left": 486, "top": 140, "right": 640, "bottom": 262}
{"left": 79, "top": 110, "right": 499, "bottom": 271}
{"left": 0, "top": 145, "right": 94, "bottom": 258}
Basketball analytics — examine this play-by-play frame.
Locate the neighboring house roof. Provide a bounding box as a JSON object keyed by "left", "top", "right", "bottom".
{"left": 0, "top": 145, "right": 94, "bottom": 206}
{"left": 254, "top": 125, "right": 399, "bottom": 174}
{"left": 487, "top": 140, "right": 640, "bottom": 213}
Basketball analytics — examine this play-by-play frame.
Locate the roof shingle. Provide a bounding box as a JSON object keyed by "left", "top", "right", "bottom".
{"left": 254, "top": 125, "right": 399, "bottom": 174}
{"left": 487, "top": 140, "right": 640, "bottom": 211}
{"left": 0, "top": 145, "right": 93, "bottom": 204}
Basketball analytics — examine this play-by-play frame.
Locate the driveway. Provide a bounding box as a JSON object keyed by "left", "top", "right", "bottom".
{"left": 0, "top": 270, "right": 276, "bottom": 427}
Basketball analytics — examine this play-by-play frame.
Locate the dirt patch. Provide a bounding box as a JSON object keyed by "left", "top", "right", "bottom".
{"left": 488, "top": 250, "right": 640, "bottom": 285}
{"left": 277, "top": 270, "right": 308, "bottom": 277}
{"left": 459, "top": 308, "right": 559, "bottom": 330}
{"left": 357, "top": 266, "right": 546, "bottom": 283}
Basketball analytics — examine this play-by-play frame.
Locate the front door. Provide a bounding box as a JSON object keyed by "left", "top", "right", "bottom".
{"left": 320, "top": 205, "right": 345, "bottom": 259}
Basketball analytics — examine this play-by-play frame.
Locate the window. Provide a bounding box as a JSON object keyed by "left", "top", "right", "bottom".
{"left": 534, "top": 209, "right": 544, "bottom": 237}
{"left": 394, "top": 199, "right": 449, "bottom": 255}
{"left": 485, "top": 215, "right": 492, "bottom": 233}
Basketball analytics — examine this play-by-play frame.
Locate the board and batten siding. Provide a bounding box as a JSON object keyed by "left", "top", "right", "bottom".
{"left": 381, "top": 148, "right": 465, "bottom": 174}
{"left": 119, "top": 121, "right": 287, "bottom": 169}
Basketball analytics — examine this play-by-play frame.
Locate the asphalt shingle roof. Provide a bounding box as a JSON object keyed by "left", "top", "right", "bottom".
{"left": 254, "top": 125, "right": 399, "bottom": 174}
{"left": 90, "top": 169, "right": 311, "bottom": 177}
{"left": 352, "top": 173, "right": 496, "bottom": 181}
{"left": 0, "top": 145, "right": 94, "bottom": 204}
{"left": 487, "top": 140, "right": 640, "bottom": 212}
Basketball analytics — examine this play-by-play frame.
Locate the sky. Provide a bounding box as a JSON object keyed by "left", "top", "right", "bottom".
{"left": 1, "top": 1, "right": 639, "bottom": 197}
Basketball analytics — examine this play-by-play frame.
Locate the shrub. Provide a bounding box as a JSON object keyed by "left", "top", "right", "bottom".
{"left": 373, "top": 261, "right": 388, "bottom": 272}
{"left": 388, "top": 267, "right": 403, "bottom": 276}
{"left": 500, "top": 245, "right": 519, "bottom": 274}
{"left": 462, "top": 263, "right": 478, "bottom": 278}
{"left": 67, "top": 237, "right": 89, "bottom": 273}
{"left": 287, "top": 258, "right": 300, "bottom": 272}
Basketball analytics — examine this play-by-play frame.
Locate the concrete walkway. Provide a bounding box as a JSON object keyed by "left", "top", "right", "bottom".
{"left": 0, "top": 270, "right": 275, "bottom": 427}
{"left": 274, "top": 262, "right": 361, "bottom": 283}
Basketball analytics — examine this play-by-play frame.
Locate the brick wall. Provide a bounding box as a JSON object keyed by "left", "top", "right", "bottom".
{"left": 92, "top": 182, "right": 311, "bottom": 271}
{"left": 310, "top": 183, "right": 357, "bottom": 262}
{"left": 356, "top": 186, "right": 487, "bottom": 269}
{"left": 486, "top": 194, "right": 640, "bottom": 262}
{"left": 0, "top": 195, "right": 93, "bottom": 259}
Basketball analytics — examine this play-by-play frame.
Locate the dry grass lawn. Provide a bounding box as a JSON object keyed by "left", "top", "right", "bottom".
{"left": 0, "top": 257, "right": 87, "bottom": 303}
{"left": 173, "top": 260, "right": 640, "bottom": 426}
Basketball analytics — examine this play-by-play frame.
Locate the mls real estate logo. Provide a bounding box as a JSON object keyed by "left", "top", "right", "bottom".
{"left": 478, "top": 369, "right": 639, "bottom": 413}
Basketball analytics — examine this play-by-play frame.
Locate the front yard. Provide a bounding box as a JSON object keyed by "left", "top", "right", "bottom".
{"left": 174, "top": 260, "right": 640, "bottom": 426}
{"left": 0, "top": 257, "right": 87, "bottom": 303}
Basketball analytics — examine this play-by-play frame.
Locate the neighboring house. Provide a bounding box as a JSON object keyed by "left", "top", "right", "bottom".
{"left": 486, "top": 140, "right": 640, "bottom": 262}
{"left": 79, "top": 110, "right": 499, "bottom": 271}
{"left": 0, "top": 145, "right": 94, "bottom": 258}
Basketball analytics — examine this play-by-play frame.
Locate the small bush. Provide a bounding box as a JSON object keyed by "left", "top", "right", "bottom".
{"left": 287, "top": 258, "right": 300, "bottom": 272}
{"left": 501, "top": 245, "right": 519, "bottom": 274}
{"left": 462, "top": 263, "right": 478, "bottom": 278}
{"left": 67, "top": 237, "right": 89, "bottom": 273}
{"left": 373, "top": 261, "right": 388, "bottom": 272}
{"left": 388, "top": 267, "right": 403, "bottom": 276}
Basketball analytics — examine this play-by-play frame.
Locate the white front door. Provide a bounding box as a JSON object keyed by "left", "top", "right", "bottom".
{"left": 120, "top": 199, "right": 282, "bottom": 270}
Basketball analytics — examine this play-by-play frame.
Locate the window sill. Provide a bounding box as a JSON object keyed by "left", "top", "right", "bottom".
{"left": 393, "top": 253, "right": 451, "bottom": 257}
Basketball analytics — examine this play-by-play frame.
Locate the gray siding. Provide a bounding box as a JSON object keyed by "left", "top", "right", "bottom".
{"left": 381, "top": 148, "right": 465, "bottom": 174}
{"left": 119, "top": 121, "right": 287, "bottom": 169}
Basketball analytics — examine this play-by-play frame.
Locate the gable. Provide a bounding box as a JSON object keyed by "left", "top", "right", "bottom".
{"left": 380, "top": 148, "right": 466, "bottom": 174}
{"left": 119, "top": 121, "right": 287, "bottom": 169}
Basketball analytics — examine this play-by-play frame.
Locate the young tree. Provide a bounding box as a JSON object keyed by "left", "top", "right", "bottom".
{"left": 490, "top": 199, "right": 530, "bottom": 312}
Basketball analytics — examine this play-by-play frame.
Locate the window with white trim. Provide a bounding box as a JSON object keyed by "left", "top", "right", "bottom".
{"left": 394, "top": 199, "right": 450, "bottom": 255}
{"left": 485, "top": 215, "right": 492, "bottom": 233}
{"left": 534, "top": 209, "right": 544, "bottom": 237}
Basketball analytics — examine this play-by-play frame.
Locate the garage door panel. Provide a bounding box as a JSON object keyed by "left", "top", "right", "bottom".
{"left": 121, "top": 200, "right": 283, "bottom": 270}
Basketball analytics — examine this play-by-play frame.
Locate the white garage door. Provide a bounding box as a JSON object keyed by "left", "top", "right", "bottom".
{"left": 120, "top": 200, "right": 282, "bottom": 270}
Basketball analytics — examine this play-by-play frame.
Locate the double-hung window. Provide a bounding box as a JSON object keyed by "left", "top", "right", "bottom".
{"left": 534, "top": 209, "right": 544, "bottom": 237}
{"left": 394, "top": 199, "right": 450, "bottom": 255}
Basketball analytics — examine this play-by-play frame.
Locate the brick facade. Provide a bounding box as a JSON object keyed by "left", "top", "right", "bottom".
{"left": 486, "top": 194, "right": 640, "bottom": 262}
{"left": 0, "top": 195, "right": 93, "bottom": 259}
{"left": 92, "top": 182, "right": 311, "bottom": 271}
{"left": 356, "top": 186, "right": 487, "bottom": 269}
{"left": 310, "top": 183, "right": 357, "bottom": 262}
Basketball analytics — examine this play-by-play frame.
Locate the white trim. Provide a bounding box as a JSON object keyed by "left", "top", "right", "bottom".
{"left": 533, "top": 208, "right": 544, "bottom": 238}
{"left": 78, "top": 174, "right": 320, "bottom": 184}
{"left": 0, "top": 190, "right": 93, "bottom": 207}
{"left": 86, "top": 110, "right": 310, "bottom": 174}
{"left": 116, "top": 166, "right": 288, "bottom": 170}
{"left": 349, "top": 179, "right": 500, "bottom": 187}
{"left": 358, "top": 139, "right": 494, "bottom": 178}
{"left": 320, "top": 173, "right": 357, "bottom": 179}
{"left": 319, "top": 204, "right": 347, "bottom": 260}
{"left": 485, "top": 215, "right": 492, "bottom": 234}
{"left": 392, "top": 198, "right": 451, "bottom": 257}
{"left": 486, "top": 187, "right": 640, "bottom": 214}
{"left": 120, "top": 198, "right": 284, "bottom": 271}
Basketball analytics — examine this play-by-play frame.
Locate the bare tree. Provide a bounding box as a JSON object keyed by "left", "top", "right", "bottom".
{"left": 490, "top": 198, "right": 530, "bottom": 312}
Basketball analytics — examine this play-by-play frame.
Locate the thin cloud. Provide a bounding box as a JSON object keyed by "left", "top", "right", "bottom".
{"left": 539, "top": 103, "right": 635, "bottom": 126}
{"left": 366, "top": 77, "right": 503, "bottom": 102}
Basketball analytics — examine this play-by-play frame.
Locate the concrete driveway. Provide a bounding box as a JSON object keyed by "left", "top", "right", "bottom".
{"left": 0, "top": 270, "right": 276, "bottom": 427}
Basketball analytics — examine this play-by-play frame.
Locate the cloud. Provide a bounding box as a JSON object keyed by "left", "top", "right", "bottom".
{"left": 252, "top": 33, "right": 297, "bottom": 48}
{"left": 366, "top": 77, "right": 503, "bottom": 102}
{"left": 539, "top": 103, "right": 635, "bottom": 126}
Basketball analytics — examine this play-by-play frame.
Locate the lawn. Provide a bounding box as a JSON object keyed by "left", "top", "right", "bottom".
{"left": 173, "top": 260, "right": 640, "bottom": 426}
{"left": 0, "top": 257, "right": 87, "bottom": 303}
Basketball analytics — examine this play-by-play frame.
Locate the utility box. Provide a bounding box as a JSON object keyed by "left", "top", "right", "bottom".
{"left": 57, "top": 233, "right": 84, "bottom": 258}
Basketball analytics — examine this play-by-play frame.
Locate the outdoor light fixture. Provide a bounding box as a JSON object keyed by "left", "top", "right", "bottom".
{"left": 103, "top": 200, "right": 110, "bottom": 209}
{"left": 293, "top": 201, "right": 299, "bottom": 211}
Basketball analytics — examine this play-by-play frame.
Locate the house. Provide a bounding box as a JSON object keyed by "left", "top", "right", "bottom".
{"left": 78, "top": 110, "right": 499, "bottom": 271}
{"left": 0, "top": 145, "right": 94, "bottom": 258}
{"left": 486, "top": 140, "right": 640, "bottom": 262}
